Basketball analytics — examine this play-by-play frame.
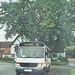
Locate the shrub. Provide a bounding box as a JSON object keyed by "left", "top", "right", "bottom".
{"left": 66, "top": 45, "right": 75, "bottom": 58}
{"left": 1, "top": 56, "right": 14, "bottom": 61}
{"left": 58, "top": 55, "right": 68, "bottom": 62}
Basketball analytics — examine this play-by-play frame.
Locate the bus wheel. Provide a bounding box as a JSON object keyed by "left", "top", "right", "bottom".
{"left": 47, "top": 66, "right": 50, "bottom": 72}
{"left": 16, "top": 72, "right": 20, "bottom": 75}
{"left": 43, "top": 68, "right": 47, "bottom": 75}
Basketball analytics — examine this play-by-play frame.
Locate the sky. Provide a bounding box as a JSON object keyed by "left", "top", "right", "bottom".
{"left": 0, "top": 25, "right": 17, "bottom": 41}
{"left": 0, "top": 0, "right": 17, "bottom": 2}
{"left": 0, "top": 26, "right": 7, "bottom": 41}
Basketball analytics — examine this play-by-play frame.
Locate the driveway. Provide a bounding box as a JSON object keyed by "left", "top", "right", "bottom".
{"left": 68, "top": 59, "right": 75, "bottom": 66}
{"left": 68, "top": 59, "right": 75, "bottom": 63}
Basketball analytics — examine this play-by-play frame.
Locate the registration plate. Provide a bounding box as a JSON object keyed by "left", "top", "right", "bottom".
{"left": 24, "top": 69, "right": 32, "bottom": 72}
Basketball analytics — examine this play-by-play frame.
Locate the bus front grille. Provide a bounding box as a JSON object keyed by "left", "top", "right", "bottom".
{"left": 20, "top": 63, "right": 37, "bottom": 67}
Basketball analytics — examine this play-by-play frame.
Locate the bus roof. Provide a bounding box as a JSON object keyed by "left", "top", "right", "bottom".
{"left": 19, "top": 41, "right": 45, "bottom": 46}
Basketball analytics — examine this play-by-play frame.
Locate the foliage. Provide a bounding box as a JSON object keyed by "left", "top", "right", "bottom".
{"left": 39, "top": 0, "right": 73, "bottom": 50}
{"left": 65, "top": 45, "right": 75, "bottom": 58}
{"left": 71, "top": 35, "right": 75, "bottom": 45}
{"left": 0, "top": 56, "right": 14, "bottom": 61}
{"left": 0, "top": 0, "right": 74, "bottom": 51}
{"left": 70, "top": 69, "right": 75, "bottom": 75}
{"left": 67, "top": 0, "right": 75, "bottom": 45}
{"left": 58, "top": 55, "right": 68, "bottom": 62}
{"left": 0, "top": 0, "right": 32, "bottom": 39}
{"left": 68, "top": 0, "right": 75, "bottom": 31}
{"left": 66, "top": 45, "right": 75, "bottom": 51}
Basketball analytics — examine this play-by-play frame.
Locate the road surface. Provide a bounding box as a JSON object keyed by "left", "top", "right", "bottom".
{"left": 0, "top": 62, "right": 16, "bottom": 75}
{"left": 0, "top": 62, "right": 75, "bottom": 75}
{"left": 49, "top": 65, "right": 75, "bottom": 75}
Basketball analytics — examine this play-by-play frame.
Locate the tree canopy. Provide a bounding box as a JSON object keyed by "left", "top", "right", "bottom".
{"left": 0, "top": 0, "right": 74, "bottom": 51}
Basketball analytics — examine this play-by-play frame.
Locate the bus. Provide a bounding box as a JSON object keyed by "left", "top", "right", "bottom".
{"left": 15, "top": 41, "right": 51, "bottom": 75}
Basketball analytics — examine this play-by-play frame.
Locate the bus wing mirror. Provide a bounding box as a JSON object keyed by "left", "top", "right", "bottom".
{"left": 14, "top": 46, "right": 19, "bottom": 53}
{"left": 45, "top": 52, "right": 48, "bottom": 55}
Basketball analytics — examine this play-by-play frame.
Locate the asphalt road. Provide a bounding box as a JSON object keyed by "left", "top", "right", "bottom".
{"left": 0, "top": 62, "right": 16, "bottom": 75}
{"left": 0, "top": 62, "right": 75, "bottom": 75}
{"left": 48, "top": 65, "right": 75, "bottom": 75}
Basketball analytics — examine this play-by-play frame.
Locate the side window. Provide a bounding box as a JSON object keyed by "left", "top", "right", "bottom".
{"left": 53, "top": 54, "right": 57, "bottom": 57}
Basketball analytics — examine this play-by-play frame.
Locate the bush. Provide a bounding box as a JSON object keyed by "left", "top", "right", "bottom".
{"left": 66, "top": 45, "right": 75, "bottom": 58}
{"left": 1, "top": 56, "right": 14, "bottom": 61}
{"left": 58, "top": 55, "right": 68, "bottom": 62}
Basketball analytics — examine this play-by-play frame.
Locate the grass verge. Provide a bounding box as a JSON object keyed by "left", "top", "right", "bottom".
{"left": 51, "top": 61, "right": 68, "bottom": 65}
{"left": 70, "top": 69, "right": 75, "bottom": 75}
{"left": 0, "top": 60, "right": 15, "bottom": 63}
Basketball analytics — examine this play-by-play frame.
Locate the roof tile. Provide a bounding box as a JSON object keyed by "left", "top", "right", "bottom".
{"left": 0, "top": 42, "right": 12, "bottom": 48}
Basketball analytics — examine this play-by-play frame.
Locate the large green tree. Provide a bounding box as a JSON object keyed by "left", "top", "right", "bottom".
{"left": 68, "top": 0, "right": 75, "bottom": 30}
{"left": 0, "top": 0, "right": 73, "bottom": 51}
{"left": 0, "top": 0, "right": 46, "bottom": 40}
{"left": 0, "top": 0, "right": 32, "bottom": 39}
{"left": 39, "top": 0, "right": 73, "bottom": 50}
{"left": 68, "top": 0, "right": 75, "bottom": 45}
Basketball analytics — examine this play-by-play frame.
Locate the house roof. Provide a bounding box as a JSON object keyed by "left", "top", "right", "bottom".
{"left": 0, "top": 42, "right": 12, "bottom": 48}
{"left": 10, "top": 35, "right": 19, "bottom": 47}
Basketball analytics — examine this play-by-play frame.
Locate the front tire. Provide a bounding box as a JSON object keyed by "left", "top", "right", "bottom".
{"left": 47, "top": 65, "right": 50, "bottom": 72}
{"left": 43, "top": 68, "right": 47, "bottom": 75}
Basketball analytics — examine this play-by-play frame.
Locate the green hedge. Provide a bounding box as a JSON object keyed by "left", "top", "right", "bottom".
{"left": 58, "top": 55, "right": 68, "bottom": 62}
{"left": 65, "top": 45, "right": 75, "bottom": 58}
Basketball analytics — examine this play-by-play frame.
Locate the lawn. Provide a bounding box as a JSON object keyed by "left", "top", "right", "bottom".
{"left": 0, "top": 60, "right": 15, "bottom": 63}
{"left": 70, "top": 69, "right": 75, "bottom": 75}
{"left": 51, "top": 61, "right": 68, "bottom": 65}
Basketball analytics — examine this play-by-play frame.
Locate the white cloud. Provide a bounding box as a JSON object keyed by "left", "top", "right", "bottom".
{"left": 0, "top": 25, "right": 16, "bottom": 41}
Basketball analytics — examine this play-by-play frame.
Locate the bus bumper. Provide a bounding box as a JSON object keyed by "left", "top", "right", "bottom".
{"left": 16, "top": 68, "right": 44, "bottom": 75}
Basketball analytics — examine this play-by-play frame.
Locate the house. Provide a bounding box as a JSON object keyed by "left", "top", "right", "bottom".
{"left": 0, "top": 42, "right": 12, "bottom": 58}
{"left": 51, "top": 49, "right": 66, "bottom": 60}
{"left": 2, "top": 48, "right": 11, "bottom": 58}
{"left": 0, "top": 49, "right": 4, "bottom": 58}
{"left": 10, "top": 35, "right": 29, "bottom": 60}
{"left": 51, "top": 41, "right": 66, "bottom": 60}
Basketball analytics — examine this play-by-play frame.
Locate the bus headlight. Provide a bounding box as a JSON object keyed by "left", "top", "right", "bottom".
{"left": 16, "top": 62, "right": 21, "bottom": 68}
{"left": 36, "top": 63, "right": 43, "bottom": 69}
{"left": 38, "top": 63, "right": 43, "bottom": 67}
